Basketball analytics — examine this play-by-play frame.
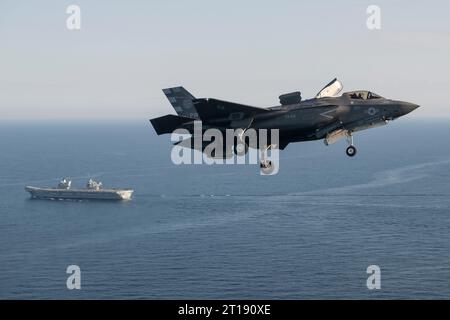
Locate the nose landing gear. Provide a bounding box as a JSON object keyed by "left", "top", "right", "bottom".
{"left": 345, "top": 132, "right": 357, "bottom": 157}
{"left": 346, "top": 145, "right": 357, "bottom": 157}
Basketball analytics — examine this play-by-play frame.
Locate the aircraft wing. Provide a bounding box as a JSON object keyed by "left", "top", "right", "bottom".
{"left": 173, "top": 136, "right": 234, "bottom": 159}
{"left": 193, "top": 98, "right": 269, "bottom": 124}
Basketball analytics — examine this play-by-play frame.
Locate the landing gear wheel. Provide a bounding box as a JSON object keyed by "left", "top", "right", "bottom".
{"left": 233, "top": 142, "right": 249, "bottom": 156}
{"left": 346, "top": 145, "right": 357, "bottom": 157}
{"left": 260, "top": 160, "right": 275, "bottom": 175}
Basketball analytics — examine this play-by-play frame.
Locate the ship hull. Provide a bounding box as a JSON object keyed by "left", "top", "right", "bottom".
{"left": 25, "top": 186, "right": 133, "bottom": 201}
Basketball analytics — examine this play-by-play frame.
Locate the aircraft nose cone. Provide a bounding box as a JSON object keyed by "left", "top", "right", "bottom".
{"left": 402, "top": 102, "right": 420, "bottom": 115}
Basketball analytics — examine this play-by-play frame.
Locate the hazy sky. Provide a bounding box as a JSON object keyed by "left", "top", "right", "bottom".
{"left": 1, "top": 0, "right": 449, "bottom": 119}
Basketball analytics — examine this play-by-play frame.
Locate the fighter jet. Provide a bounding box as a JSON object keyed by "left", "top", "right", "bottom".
{"left": 150, "top": 78, "right": 419, "bottom": 168}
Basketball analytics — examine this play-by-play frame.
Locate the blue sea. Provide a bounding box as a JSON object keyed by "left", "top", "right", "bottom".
{"left": 0, "top": 119, "right": 449, "bottom": 299}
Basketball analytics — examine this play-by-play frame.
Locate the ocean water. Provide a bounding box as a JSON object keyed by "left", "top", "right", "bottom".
{"left": 0, "top": 119, "right": 449, "bottom": 299}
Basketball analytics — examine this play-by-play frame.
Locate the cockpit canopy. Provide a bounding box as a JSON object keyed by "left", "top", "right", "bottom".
{"left": 344, "top": 91, "right": 383, "bottom": 100}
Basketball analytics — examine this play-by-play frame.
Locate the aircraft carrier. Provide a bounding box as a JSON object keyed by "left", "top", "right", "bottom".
{"left": 25, "top": 178, "right": 133, "bottom": 201}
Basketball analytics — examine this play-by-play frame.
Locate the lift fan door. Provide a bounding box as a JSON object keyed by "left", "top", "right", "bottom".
{"left": 315, "top": 78, "right": 343, "bottom": 98}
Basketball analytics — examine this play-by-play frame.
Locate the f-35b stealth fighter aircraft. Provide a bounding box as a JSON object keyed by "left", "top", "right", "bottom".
{"left": 150, "top": 78, "right": 419, "bottom": 163}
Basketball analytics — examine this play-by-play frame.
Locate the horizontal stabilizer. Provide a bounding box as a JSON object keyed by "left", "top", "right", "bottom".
{"left": 193, "top": 98, "right": 269, "bottom": 123}
{"left": 150, "top": 114, "right": 194, "bottom": 135}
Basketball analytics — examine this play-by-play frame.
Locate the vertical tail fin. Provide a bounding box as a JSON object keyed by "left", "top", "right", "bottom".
{"left": 162, "top": 86, "right": 199, "bottom": 119}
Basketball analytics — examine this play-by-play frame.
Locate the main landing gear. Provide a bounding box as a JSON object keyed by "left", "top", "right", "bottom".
{"left": 233, "top": 140, "right": 249, "bottom": 156}
{"left": 260, "top": 144, "right": 276, "bottom": 175}
{"left": 233, "top": 129, "right": 249, "bottom": 156}
{"left": 345, "top": 132, "right": 357, "bottom": 157}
